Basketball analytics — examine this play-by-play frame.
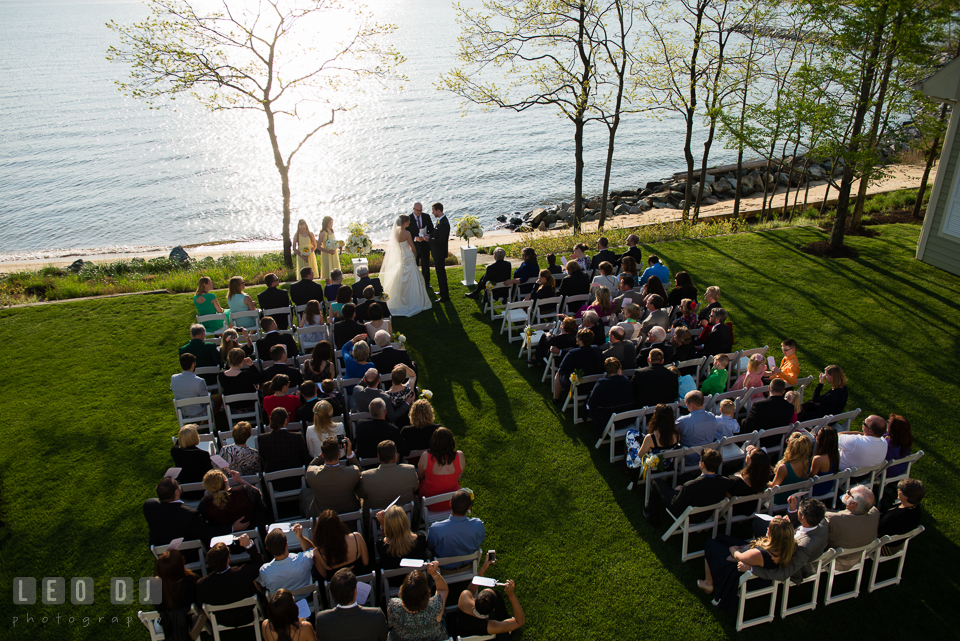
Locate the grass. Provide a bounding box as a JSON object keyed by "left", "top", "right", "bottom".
{"left": 2, "top": 224, "right": 959, "bottom": 639}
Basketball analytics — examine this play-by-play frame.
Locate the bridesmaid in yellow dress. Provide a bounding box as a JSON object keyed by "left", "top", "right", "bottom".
{"left": 292, "top": 219, "right": 319, "bottom": 278}
{"left": 316, "top": 216, "right": 339, "bottom": 284}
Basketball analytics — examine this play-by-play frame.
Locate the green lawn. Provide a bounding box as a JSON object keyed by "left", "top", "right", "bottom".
{"left": 2, "top": 223, "right": 959, "bottom": 639}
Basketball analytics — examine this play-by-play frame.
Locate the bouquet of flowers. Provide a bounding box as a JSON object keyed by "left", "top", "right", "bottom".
{"left": 640, "top": 453, "right": 663, "bottom": 480}
{"left": 455, "top": 215, "right": 484, "bottom": 247}
{"left": 523, "top": 325, "right": 534, "bottom": 349}
{"left": 569, "top": 368, "right": 584, "bottom": 399}
{"left": 392, "top": 331, "right": 406, "bottom": 347}
{"left": 324, "top": 237, "right": 339, "bottom": 251}
{"left": 344, "top": 222, "right": 372, "bottom": 255}
{"left": 380, "top": 292, "right": 390, "bottom": 301}
{"left": 420, "top": 389, "right": 433, "bottom": 400}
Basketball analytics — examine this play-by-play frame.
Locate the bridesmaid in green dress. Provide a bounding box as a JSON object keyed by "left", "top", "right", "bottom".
{"left": 316, "top": 216, "right": 339, "bottom": 284}
{"left": 293, "top": 219, "right": 319, "bottom": 279}
{"left": 194, "top": 277, "right": 224, "bottom": 333}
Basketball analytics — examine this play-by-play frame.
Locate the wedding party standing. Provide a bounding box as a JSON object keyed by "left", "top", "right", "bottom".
{"left": 430, "top": 203, "right": 450, "bottom": 302}
{"left": 292, "top": 219, "right": 319, "bottom": 279}
{"left": 409, "top": 202, "right": 435, "bottom": 288}
{"left": 381, "top": 215, "right": 433, "bottom": 317}
{"left": 317, "top": 216, "right": 339, "bottom": 284}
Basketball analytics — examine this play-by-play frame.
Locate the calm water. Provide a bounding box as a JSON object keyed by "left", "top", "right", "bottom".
{"left": 0, "top": 0, "right": 730, "bottom": 260}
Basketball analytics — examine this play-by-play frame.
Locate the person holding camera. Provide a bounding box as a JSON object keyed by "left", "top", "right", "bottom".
{"left": 455, "top": 552, "right": 526, "bottom": 638}
{"left": 303, "top": 437, "right": 361, "bottom": 517}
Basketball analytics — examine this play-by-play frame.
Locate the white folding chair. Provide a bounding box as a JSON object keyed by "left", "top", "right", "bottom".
{"left": 720, "top": 350, "right": 741, "bottom": 391}
{"left": 809, "top": 469, "right": 852, "bottom": 509}
{"left": 381, "top": 567, "right": 418, "bottom": 602}
{"left": 137, "top": 610, "right": 166, "bottom": 641}
{"left": 734, "top": 345, "right": 769, "bottom": 378}
{"left": 718, "top": 430, "right": 760, "bottom": 473}
{"left": 704, "top": 388, "right": 747, "bottom": 414}
{"left": 435, "top": 549, "right": 482, "bottom": 585}
{"left": 796, "top": 416, "right": 832, "bottom": 438}
{"left": 482, "top": 281, "right": 511, "bottom": 320}
{"left": 194, "top": 366, "right": 223, "bottom": 393}
{"left": 791, "top": 375, "right": 815, "bottom": 399}
{"left": 289, "top": 583, "right": 322, "bottom": 616}
{"left": 262, "top": 306, "right": 294, "bottom": 334}
{"left": 868, "top": 525, "right": 924, "bottom": 592}
{"left": 823, "top": 539, "right": 882, "bottom": 605}
{"left": 755, "top": 423, "right": 795, "bottom": 460}
{"left": 263, "top": 467, "right": 307, "bottom": 521}
{"left": 296, "top": 325, "right": 330, "bottom": 353}
{"left": 174, "top": 396, "right": 215, "bottom": 431}
{"left": 562, "top": 372, "right": 605, "bottom": 424}
{"left": 533, "top": 295, "right": 563, "bottom": 324}
{"left": 735, "top": 570, "right": 778, "bottom": 632}
{"left": 512, "top": 276, "right": 540, "bottom": 301}
{"left": 826, "top": 408, "right": 862, "bottom": 431}
{"left": 223, "top": 393, "right": 263, "bottom": 431}
{"left": 540, "top": 347, "right": 573, "bottom": 386}
{"left": 764, "top": 479, "right": 815, "bottom": 516}
{"left": 196, "top": 313, "right": 228, "bottom": 336}
{"left": 500, "top": 300, "right": 533, "bottom": 342}
{"left": 151, "top": 539, "right": 207, "bottom": 576}
{"left": 228, "top": 529, "right": 265, "bottom": 564}
{"left": 230, "top": 310, "right": 262, "bottom": 340}
{"left": 875, "top": 451, "right": 924, "bottom": 503}
{"left": 594, "top": 405, "right": 651, "bottom": 465}
{"left": 175, "top": 481, "right": 208, "bottom": 510}
{"left": 675, "top": 357, "right": 707, "bottom": 385}
{"left": 721, "top": 487, "right": 772, "bottom": 535}
{"left": 739, "top": 385, "right": 770, "bottom": 415}
{"left": 422, "top": 491, "right": 458, "bottom": 529}
{"left": 517, "top": 322, "right": 554, "bottom": 361}
{"left": 661, "top": 497, "right": 730, "bottom": 562}
{"left": 780, "top": 547, "right": 839, "bottom": 618}
{"left": 202, "top": 596, "right": 264, "bottom": 641}
{"left": 562, "top": 293, "right": 590, "bottom": 315}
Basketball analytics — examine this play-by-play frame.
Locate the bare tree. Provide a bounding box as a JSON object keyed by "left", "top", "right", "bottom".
{"left": 107, "top": 0, "right": 404, "bottom": 265}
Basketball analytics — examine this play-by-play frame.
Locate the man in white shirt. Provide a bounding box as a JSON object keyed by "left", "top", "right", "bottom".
{"left": 838, "top": 414, "right": 888, "bottom": 470}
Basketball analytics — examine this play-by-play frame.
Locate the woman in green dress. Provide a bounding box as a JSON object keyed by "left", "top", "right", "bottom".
{"left": 316, "top": 216, "right": 339, "bottom": 284}
{"left": 293, "top": 218, "right": 319, "bottom": 278}
{"left": 194, "top": 277, "right": 224, "bottom": 333}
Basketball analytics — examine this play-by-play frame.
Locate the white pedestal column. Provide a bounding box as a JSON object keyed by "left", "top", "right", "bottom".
{"left": 460, "top": 246, "right": 478, "bottom": 286}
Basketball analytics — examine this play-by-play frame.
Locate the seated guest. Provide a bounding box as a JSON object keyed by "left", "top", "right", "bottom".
{"left": 298, "top": 299, "right": 326, "bottom": 345}
{"left": 323, "top": 269, "right": 344, "bottom": 303}
{"left": 697, "top": 285, "right": 721, "bottom": 326}
{"left": 171, "top": 424, "right": 214, "bottom": 486}
{"left": 809, "top": 427, "right": 840, "bottom": 495}
{"left": 667, "top": 270, "right": 698, "bottom": 309}
{"left": 257, "top": 273, "right": 292, "bottom": 330}
{"left": 305, "top": 400, "right": 346, "bottom": 458}
{"left": 226, "top": 276, "right": 259, "bottom": 330}
{"left": 220, "top": 421, "right": 260, "bottom": 476}
{"left": 354, "top": 368, "right": 396, "bottom": 422}
{"left": 219, "top": 327, "right": 254, "bottom": 365}
{"left": 195, "top": 535, "right": 263, "bottom": 631}
{"left": 785, "top": 390, "right": 802, "bottom": 423}
{"left": 617, "top": 302, "right": 644, "bottom": 341}
{"left": 670, "top": 365, "right": 697, "bottom": 408}
{"left": 639, "top": 295, "right": 670, "bottom": 339}
{"left": 260, "top": 524, "right": 316, "bottom": 597}
{"left": 364, "top": 303, "right": 391, "bottom": 341}
{"left": 554, "top": 328, "right": 604, "bottom": 402}
{"left": 298, "top": 381, "right": 321, "bottom": 425}
{"left": 342, "top": 334, "right": 377, "bottom": 379}
{"left": 171, "top": 353, "right": 213, "bottom": 418}
{"left": 179, "top": 323, "right": 220, "bottom": 368}
{"left": 546, "top": 252, "right": 563, "bottom": 275}
{"left": 742, "top": 378, "right": 794, "bottom": 434}
{"left": 745, "top": 494, "right": 829, "bottom": 585}
{"left": 193, "top": 276, "right": 224, "bottom": 333}
{"left": 333, "top": 304, "right": 366, "bottom": 350}
{"left": 569, "top": 243, "right": 591, "bottom": 272}
{"left": 581, "top": 310, "right": 607, "bottom": 347}
{"left": 838, "top": 415, "right": 888, "bottom": 471}
{"left": 375, "top": 504, "right": 431, "bottom": 582}
{"left": 799, "top": 364, "right": 848, "bottom": 421}
{"left": 676, "top": 391, "right": 718, "bottom": 466}
{"left": 465, "top": 247, "right": 512, "bottom": 300}
{"left": 638, "top": 325, "right": 673, "bottom": 366}
{"left": 524, "top": 269, "right": 557, "bottom": 316}
{"left": 696, "top": 307, "right": 732, "bottom": 357}
{"left": 625, "top": 404, "right": 681, "bottom": 477}
{"left": 360, "top": 440, "right": 421, "bottom": 510}
{"left": 256, "top": 316, "right": 300, "bottom": 358}
{"left": 671, "top": 298, "right": 699, "bottom": 329}
{"left": 591, "top": 236, "right": 618, "bottom": 269}
{"left": 315, "top": 569, "right": 388, "bottom": 641}
{"left": 675, "top": 328, "right": 700, "bottom": 369}
{"left": 726, "top": 446, "right": 772, "bottom": 513}
{"left": 305, "top": 437, "right": 361, "bottom": 516}
{"left": 617, "top": 234, "right": 643, "bottom": 263}
{"left": 318, "top": 379, "right": 345, "bottom": 417}
{"left": 504, "top": 246, "right": 541, "bottom": 297}
{"left": 766, "top": 338, "right": 800, "bottom": 385}
{"left": 557, "top": 259, "right": 591, "bottom": 308}
{"left": 418, "top": 427, "right": 465, "bottom": 511}
{"left": 631, "top": 348, "right": 679, "bottom": 409}
{"left": 453, "top": 562, "right": 525, "bottom": 639}
{"left": 388, "top": 565, "right": 449, "bottom": 641}
{"left": 590, "top": 262, "right": 618, "bottom": 298}
{"left": 826, "top": 485, "right": 881, "bottom": 569}
{"left": 351, "top": 264, "right": 383, "bottom": 300}
{"left": 355, "top": 285, "right": 391, "bottom": 322}
{"left": 258, "top": 408, "right": 312, "bottom": 490}
{"left": 642, "top": 275, "right": 668, "bottom": 302}
{"left": 883, "top": 414, "right": 914, "bottom": 476}
{"left": 355, "top": 398, "right": 409, "bottom": 459}
{"left": 402, "top": 399, "right": 442, "bottom": 452}
{"left": 290, "top": 266, "right": 326, "bottom": 308}
{"left": 330, "top": 285, "right": 354, "bottom": 320}
{"left": 699, "top": 516, "right": 795, "bottom": 614}
{"left": 530, "top": 315, "right": 578, "bottom": 367}
{"left": 879, "top": 478, "right": 924, "bottom": 541}
{"left": 587, "top": 357, "right": 633, "bottom": 437}
{"left": 427, "top": 489, "right": 485, "bottom": 561}
{"left": 733, "top": 353, "right": 767, "bottom": 401}
{"left": 386, "top": 364, "right": 417, "bottom": 424}
{"left": 260, "top": 345, "right": 303, "bottom": 386}
{"left": 645, "top": 448, "right": 732, "bottom": 527}
{"left": 639, "top": 254, "right": 669, "bottom": 286}
{"left": 611, "top": 273, "right": 641, "bottom": 315}
{"left": 152, "top": 549, "right": 203, "bottom": 640}
{"left": 262, "top": 374, "right": 302, "bottom": 418}
{"left": 371, "top": 330, "right": 416, "bottom": 375}
{"left": 262, "top": 589, "right": 316, "bottom": 641}
{"left": 619, "top": 255, "right": 639, "bottom": 281}
{"left": 143, "top": 476, "right": 241, "bottom": 546}
{"left": 199, "top": 468, "right": 267, "bottom": 529}
{"left": 602, "top": 326, "right": 637, "bottom": 370}
{"left": 714, "top": 399, "right": 740, "bottom": 440}
{"left": 308, "top": 509, "right": 370, "bottom": 581}
{"left": 770, "top": 433, "right": 813, "bottom": 505}
{"left": 302, "top": 340, "right": 335, "bottom": 384}
{"left": 579, "top": 285, "right": 612, "bottom": 320}
{"left": 699, "top": 354, "right": 729, "bottom": 396}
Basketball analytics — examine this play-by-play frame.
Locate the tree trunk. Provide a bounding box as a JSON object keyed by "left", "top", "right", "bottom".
{"left": 264, "top": 102, "right": 294, "bottom": 267}
{"left": 683, "top": 4, "right": 705, "bottom": 223}
{"left": 598, "top": 113, "right": 620, "bottom": 232}
{"left": 914, "top": 102, "right": 948, "bottom": 219}
{"left": 693, "top": 119, "right": 716, "bottom": 224}
{"left": 573, "top": 117, "right": 585, "bottom": 234}
{"left": 733, "top": 148, "right": 745, "bottom": 218}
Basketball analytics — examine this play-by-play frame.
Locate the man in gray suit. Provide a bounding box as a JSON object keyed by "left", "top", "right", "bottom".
{"left": 353, "top": 368, "right": 396, "bottom": 423}
{"left": 744, "top": 496, "right": 829, "bottom": 582}
{"left": 303, "top": 438, "right": 361, "bottom": 517}
{"left": 824, "top": 485, "right": 881, "bottom": 570}
{"left": 601, "top": 326, "right": 637, "bottom": 370}
{"left": 358, "top": 440, "right": 420, "bottom": 511}
{"left": 316, "top": 568, "right": 388, "bottom": 641}
{"left": 639, "top": 294, "right": 670, "bottom": 339}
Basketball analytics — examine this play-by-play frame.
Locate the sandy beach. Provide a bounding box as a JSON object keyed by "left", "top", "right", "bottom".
{"left": 0, "top": 162, "right": 933, "bottom": 274}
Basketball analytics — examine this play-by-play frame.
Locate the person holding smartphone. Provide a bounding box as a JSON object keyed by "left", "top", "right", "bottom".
{"left": 454, "top": 552, "right": 526, "bottom": 638}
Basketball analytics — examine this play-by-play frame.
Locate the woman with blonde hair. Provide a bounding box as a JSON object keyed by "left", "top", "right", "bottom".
{"left": 401, "top": 399, "right": 442, "bottom": 451}
{"left": 198, "top": 467, "right": 266, "bottom": 528}
{"left": 698, "top": 285, "right": 721, "bottom": 326}
{"left": 316, "top": 216, "right": 339, "bottom": 284}
{"left": 292, "top": 219, "right": 319, "bottom": 279}
{"left": 671, "top": 298, "right": 699, "bottom": 329}
{"left": 219, "top": 327, "right": 253, "bottom": 364}
{"left": 785, "top": 390, "right": 802, "bottom": 423}
{"left": 194, "top": 276, "right": 224, "bottom": 333}
{"left": 306, "top": 400, "right": 345, "bottom": 458}
{"left": 375, "top": 505, "right": 430, "bottom": 585}
{"left": 171, "top": 424, "right": 213, "bottom": 487}
{"left": 699, "top": 515, "right": 795, "bottom": 613}
{"left": 733, "top": 353, "right": 767, "bottom": 400}
{"left": 578, "top": 285, "right": 612, "bottom": 319}
{"left": 769, "top": 432, "right": 813, "bottom": 505}
{"left": 226, "top": 276, "right": 258, "bottom": 329}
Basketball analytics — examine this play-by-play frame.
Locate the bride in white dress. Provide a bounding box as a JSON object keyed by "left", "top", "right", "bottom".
{"left": 380, "top": 215, "right": 433, "bottom": 317}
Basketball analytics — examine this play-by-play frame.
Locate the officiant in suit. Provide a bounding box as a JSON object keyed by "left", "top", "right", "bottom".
{"left": 429, "top": 202, "right": 450, "bottom": 302}
{"left": 409, "top": 202, "right": 435, "bottom": 287}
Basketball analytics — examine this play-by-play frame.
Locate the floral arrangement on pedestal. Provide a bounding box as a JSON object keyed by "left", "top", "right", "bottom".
{"left": 344, "top": 222, "right": 372, "bottom": 254}
{"left": 455, "top": 215, "right": 484, "bottom": 247}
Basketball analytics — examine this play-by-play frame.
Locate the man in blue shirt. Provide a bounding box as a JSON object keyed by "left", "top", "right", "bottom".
{"left": 639, "top": 254, "right": 669, "bottom": 286}
{"left": 259, "top": 525, "right": 315, "bottom": 597}
{"left": 676, "top": 390, "right": 718, "bottom": 467}
{"left": 427, "top": 489, "right": 485, "bottom": 567}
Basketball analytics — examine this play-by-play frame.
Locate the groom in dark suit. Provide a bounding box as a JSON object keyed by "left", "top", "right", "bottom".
{"left": 429, "top": 202, "right": 450, "bottom": 302}
{"left": 409, "top": 202, "right": 434, "bottom": 288}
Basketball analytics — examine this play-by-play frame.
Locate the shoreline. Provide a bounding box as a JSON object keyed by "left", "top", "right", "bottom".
{"left": 0, "top": 161, "right": 933, "bottom": 274}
